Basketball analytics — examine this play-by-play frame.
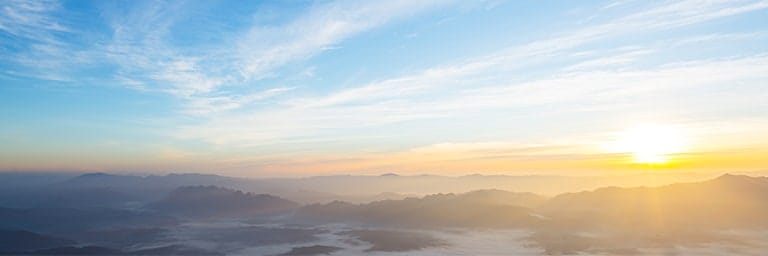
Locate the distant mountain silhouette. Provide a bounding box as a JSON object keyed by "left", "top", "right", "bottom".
{"left": 1, "top": 172, "right": 723, "bottom": 206}
{"left": 295, "top": 190, "right": 543, "bottom": 228}
{"left": 255, "top": 172, "right": 715, "bottom": 197}
{"left": 149, "top": 186, "right": 299, "bottom": 219}
{"left": 58, "top": 173, "right": 244, "bottom": 191}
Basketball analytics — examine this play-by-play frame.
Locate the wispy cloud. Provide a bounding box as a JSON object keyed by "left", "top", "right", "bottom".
{"left": 235, "top": 0, "right": 448, "bottom": 81}
{"left": 95, "top": 0, "right": 451, "bottom": 114}
{"left": 185, "top": 87, "right": 295, "bottom": 115}
{"left": 173, "top": 0, "right": 768, "bottom": 149}
{"left": 562, "top": 47, "right": 654, "bottom": 71}
{"left": 285, "top": 0, "right": 768, "bottom": 108}
{"left": 0, "top": 0, "right": 68, "bottom": 41}
{"left": 178, "top": 54, "right": 768, "bottom": 150}
{"left": 0, "top": 0, "right": 84, "bottom": 80}
{"left": 3, "top": 0, "right": 452, "bottom": 113}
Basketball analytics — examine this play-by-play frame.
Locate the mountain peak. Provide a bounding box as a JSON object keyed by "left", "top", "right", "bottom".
{"left": 75, "top": 172, "right": 114, "bottom": 178}
{"left": 711, "top": 173, "right": 768, "bottom": 186}
{"left": 714, "top": 173, "right": 754, "bottom": 182}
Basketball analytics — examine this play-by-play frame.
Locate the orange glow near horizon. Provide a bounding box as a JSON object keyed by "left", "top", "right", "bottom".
{"left": 6, "top": 122, "right": 768, "bottom": 177}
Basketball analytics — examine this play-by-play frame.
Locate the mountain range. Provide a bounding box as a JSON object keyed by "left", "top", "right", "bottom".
{"left": 1, "top": 172, "right": 767, "bottom": 255}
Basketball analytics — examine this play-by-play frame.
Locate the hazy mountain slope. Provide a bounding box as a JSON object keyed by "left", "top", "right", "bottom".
{"left": 457, "top": 189, "right": 548, "bottom": 208}
{"left": 539, "top": 174, "right": 768, "bottom": 230}
{"left": 149, "top": 186, "right": 299, "bottom": 219}
{"left": 295, "top": 190, "right": 543, "bottom": 228}
{"left": 527, "top": 174, "right": 768, "bottom": 254}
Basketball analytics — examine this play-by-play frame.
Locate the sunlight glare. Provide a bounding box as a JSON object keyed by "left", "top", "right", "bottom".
{"left": 611, "top": 124, "right": 688, "bottom": 164}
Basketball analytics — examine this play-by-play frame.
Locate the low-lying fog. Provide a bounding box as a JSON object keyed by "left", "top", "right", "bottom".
{"left": 122, "top": 221, "right": 768, "bottom": 256}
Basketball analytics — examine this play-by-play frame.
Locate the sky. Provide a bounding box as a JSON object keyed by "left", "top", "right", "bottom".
{"left": 1, "top": 0, "right": 768, "bottom": 177}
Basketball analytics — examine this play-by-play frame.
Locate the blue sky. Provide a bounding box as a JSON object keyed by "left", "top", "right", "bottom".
{"left": 2, "top": 0, "right": 768, "bottom": 176}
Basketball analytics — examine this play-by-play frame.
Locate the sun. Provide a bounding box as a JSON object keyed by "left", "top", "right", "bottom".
{"left": 610, "top": 124, "right": 688, "bottom": 164}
